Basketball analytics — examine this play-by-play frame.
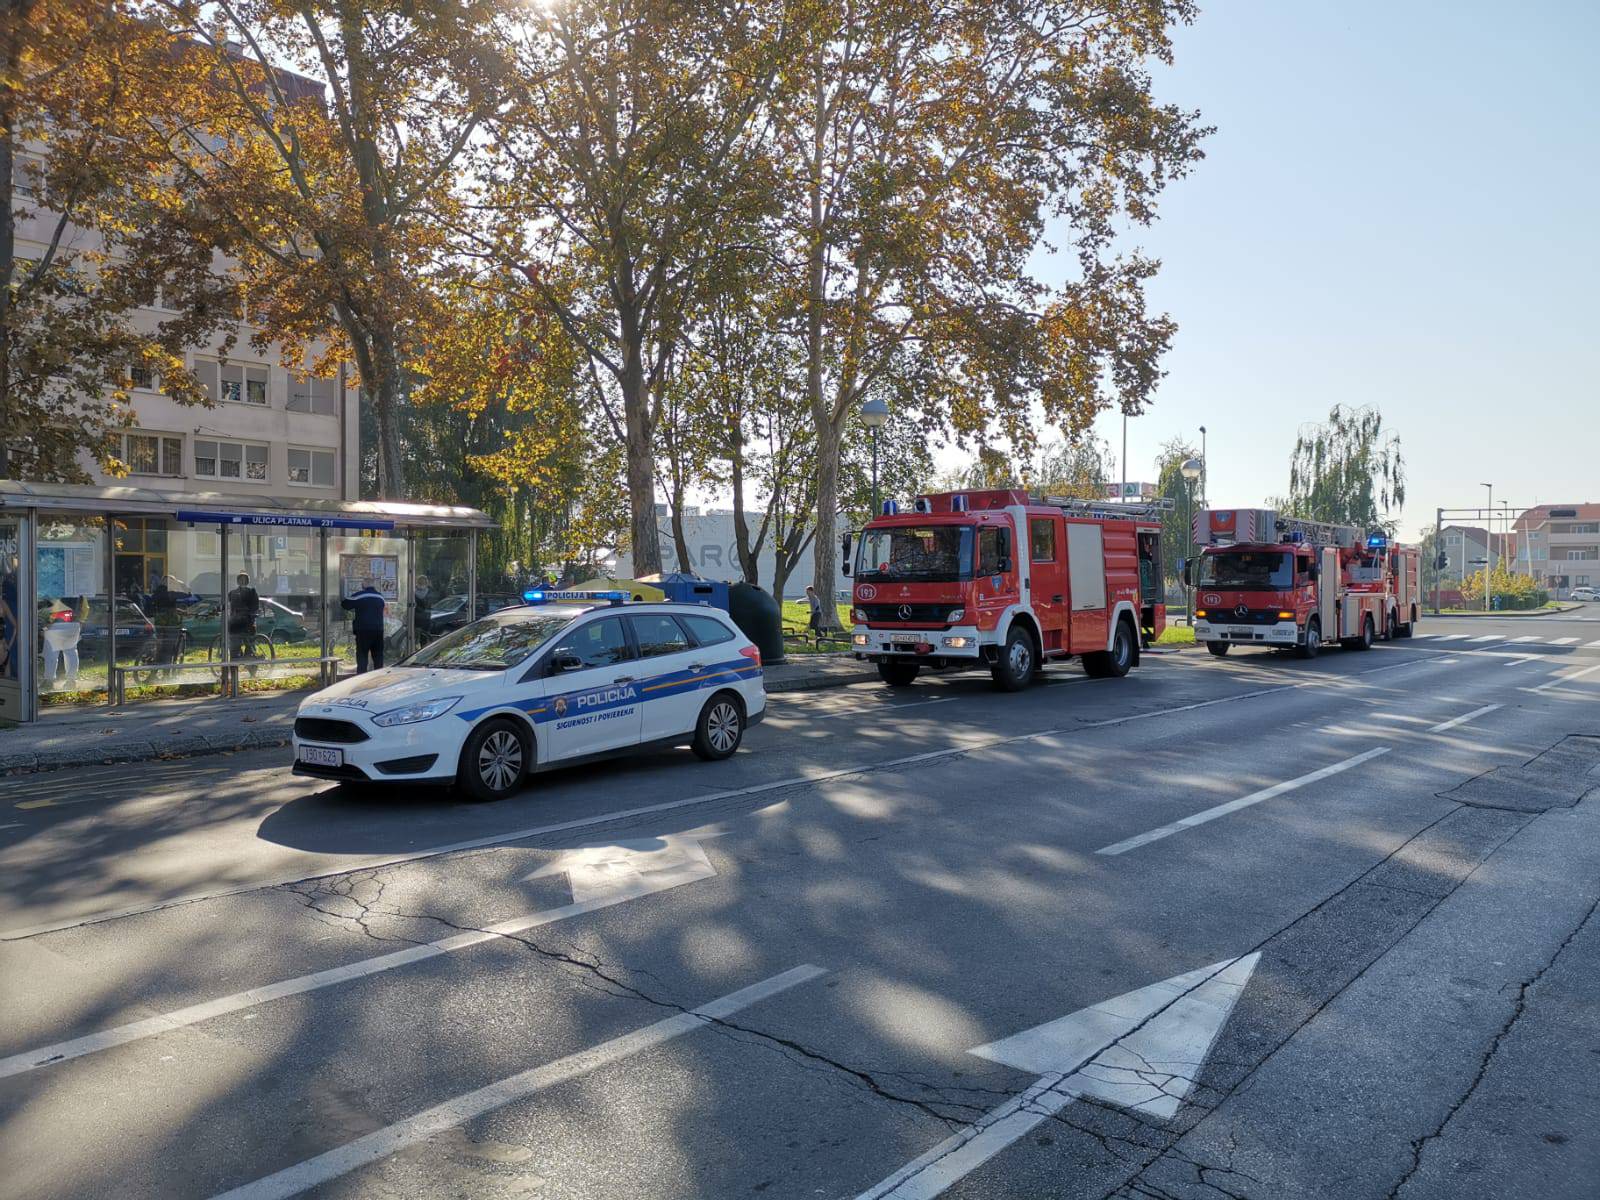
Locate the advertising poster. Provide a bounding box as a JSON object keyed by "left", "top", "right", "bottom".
{"left": 339, "top": 553, "right": 399, "bottom": 600}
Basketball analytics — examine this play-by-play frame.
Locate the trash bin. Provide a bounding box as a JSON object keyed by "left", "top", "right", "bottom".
{"left": 728, "top": 581, "right": 785, "bottom": 665}
{"left": 638, "top": 572, "right": 730, "bottom": 612}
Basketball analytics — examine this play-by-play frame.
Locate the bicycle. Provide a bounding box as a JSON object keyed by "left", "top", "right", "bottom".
{"left": 207, "top": 629, "right": 276, "bottom": 677}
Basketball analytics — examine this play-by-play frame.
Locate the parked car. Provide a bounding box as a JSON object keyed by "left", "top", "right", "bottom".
{"left": 420, "top": 593, "right": 522, "bottom": 637}
{"left": 294, "top": 596, "right": 764, "bottom": 800}
{"left": 74, "top": 598, "right": 159, "bottom": 665}
{"left": 181, "top": 598, "right": 313, "bottom": 648}
{"left": 1570, "top": 586, "right": 1599, "bottom": 602}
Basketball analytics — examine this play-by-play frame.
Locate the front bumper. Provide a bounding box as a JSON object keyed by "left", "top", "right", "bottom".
{"left": 292, "top": 716, "right": 465, "bottom": 785}
{"left": 1195, "top": 620, "right": 1300, "bottom": 646}
{"left": 851, "top": 625, "right": 988, "bottom": 665}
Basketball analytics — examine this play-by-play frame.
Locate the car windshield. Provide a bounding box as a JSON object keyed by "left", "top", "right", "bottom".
{"left": 401, "top": 609, "right": 568, "bottom": 670}
{"left": 857, "top": 526, "right": 973, "bottom": 582}
{"left": 1197, "top": 550, "right": 1294, "bottom": 590}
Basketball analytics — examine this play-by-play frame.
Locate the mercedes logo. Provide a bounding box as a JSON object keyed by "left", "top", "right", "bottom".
{"left": 898, "top": 604, "right": 913, "bottom": 620}
{"left": 1235, "top": 604, "right": 1249, "bottom": 618}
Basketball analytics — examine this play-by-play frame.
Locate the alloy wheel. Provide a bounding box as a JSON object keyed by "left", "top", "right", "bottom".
{"left": 707, "top": 702, "right": 741, "bottom": 753}
{"left": 478, "top": 729, "right": 523, "bottom": 791}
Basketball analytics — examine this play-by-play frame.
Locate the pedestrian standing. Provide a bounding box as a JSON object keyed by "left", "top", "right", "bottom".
{"left": 342, "top": 578, "right": 387, "bottom": 673}
{"left": 804, "top": 584, "right": 825, "bottom": 643}
{"left": 226, "top": 572, "right": 260, "bottom": 660}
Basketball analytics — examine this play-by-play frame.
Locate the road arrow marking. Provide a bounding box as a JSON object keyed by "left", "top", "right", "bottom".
{"left": 524, "top": 833, "right": 719, "bottom": 904}
{"left": 855, "top": 955, "right": 1260, "bottom": 1200}
{"left": 0, "top": 833, "right": 722, "bottom": 1080}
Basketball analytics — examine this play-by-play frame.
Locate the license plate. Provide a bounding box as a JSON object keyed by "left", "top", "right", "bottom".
{"left": 891, "top": 640, "right": 919, "bottom": 649}
{"left": 299, "top": 746, "right": 343, "bottom": 768}
{"left": 116, "top": 627, "right": 137, "bottom": 637}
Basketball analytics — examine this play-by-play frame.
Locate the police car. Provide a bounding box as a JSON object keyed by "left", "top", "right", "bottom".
{"left": 292, "top": 591, "right": 765, "bottom": 801}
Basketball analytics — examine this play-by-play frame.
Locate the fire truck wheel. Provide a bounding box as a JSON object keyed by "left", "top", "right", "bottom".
{"left": 1396, "top": 611, "right": 1414, "bottom": 638}
{"left": 1296, "top": 617, "right": 1321, "bottom": 658}
{"left": 1206, "top": 642, "right": 1231, "bottom": 657}
{"left": 1085, "top": 619, "right": 1136, "bottom": 678}
{"left": 1384, "top": 610, "right": 1398, "bottom": 640}
{"left": 1342, "top": 615, "right": 1376, "bottom": 651}
{"left": 877, "top": 661, "right": 920, "bottom": 687}
{"left": 990, "top": 625, "right": 1036, "bottom": 691}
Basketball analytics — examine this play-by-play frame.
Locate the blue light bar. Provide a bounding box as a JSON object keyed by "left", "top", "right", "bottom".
{"left": 882, "top": 500, "right": 899, "bottom": 515}
{"left": 1366, "top": 535, "right": 1388, "bottom": 548}
{"left": 522, "top": 589, "right": 629, "bottom": 605}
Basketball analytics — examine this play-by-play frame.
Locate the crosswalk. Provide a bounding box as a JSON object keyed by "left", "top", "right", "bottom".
{"left": 1414, "top": 632, "right": 1600, "bottom": 649}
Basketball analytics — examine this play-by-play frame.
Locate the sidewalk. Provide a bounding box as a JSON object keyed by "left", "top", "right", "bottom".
{"left": 1431, "top": 601, "right": 1585, "bottom": 618}
{"left": 0, "top": 652, "right": 879, "bottom": 776}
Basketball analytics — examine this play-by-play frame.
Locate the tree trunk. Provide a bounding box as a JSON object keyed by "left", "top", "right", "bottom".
{"left": 0, "top": 2, "right": 22, "bottom": 479}
{"left": 668, "top": 491, "right": 691, "bottom": 575}
{"left": 728, "top": 429, "right": 761, "bottom": 585}
{"left": 810, "top": 411, "right": 841, "bottom": 627}
{"left": 372, "top": 332, "right": 406, "bottom": 500}
{"left": 803, "top": 62, "right": 841, "bottom": 629}
{"left": 620, "top": 345, "right": 660, "bottom": 576}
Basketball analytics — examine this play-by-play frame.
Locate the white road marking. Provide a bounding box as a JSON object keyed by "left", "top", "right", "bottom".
{"left": 0, "top": 835, "right": 725, "bottom": 1079}
{"left": 1550, "top": 637, "right": 1579, "bottom": 645}
{"left": 1509, "top": 635, "right": 1542, "bottom": 644}
{"left": 1095, "top": 748, "right": 1390, "bottom": 856}
{"left": 1530, "top": 661, "right": 1600, "bottom": 693}
{"left": 1469, "top": 635, "right": 1502, "bottom": 642}
{"left": 857, "top": 956, "right": 1260, "bottom": 1199}
{"left": 208, "top": 965, "right": 826, "bottom": 1200}
{"left": 1365, "top": 713, "right": 1434, "bottom": 725}
{"left": 1504, "top": 656, "right": 1540, "bottom": 667}
{"left": 1587, "top": 641, "right": 1600, "bottom": 650}
{"left": 1434, "top": 634, "right": 1470, "bottom": 641}
{"left": 1428, "top": 704, "right": 1501, "bottom": 732}
{"left": 1436, "top": 658, "right": 1460, "bottom": 665}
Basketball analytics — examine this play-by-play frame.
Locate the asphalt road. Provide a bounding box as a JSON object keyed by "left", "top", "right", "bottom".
{"left": 2, "top": 610, "right": 1598, "bottom": 1200}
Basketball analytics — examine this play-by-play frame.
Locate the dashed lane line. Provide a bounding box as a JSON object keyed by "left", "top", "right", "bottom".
{"left": 1095, "top": 748, "right": 1391, "bottom": 856}
{"left": 1469, "top": 635, "right": 1502, "bottom": 642}
{"left": 206, "top": 965, "right": 827, "bottom": 1200}
{"left": 1428, "top": 704, "right": 1502, "bottom": 733}
{"left": 1550, "top": 637, "right": 1580, "bottom": 645}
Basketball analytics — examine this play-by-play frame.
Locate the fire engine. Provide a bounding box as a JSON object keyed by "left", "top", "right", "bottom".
{"left": 1183, "top": 508, "right": 1422, "bottom": 658}
{"left": 842, "top": 490, "right": 1168, "bottom": 690}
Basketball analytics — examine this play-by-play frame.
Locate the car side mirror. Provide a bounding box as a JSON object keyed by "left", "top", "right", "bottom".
{"left": 997, "top": 556, "right": 1012, "bottom": 574}
{"left": 549, "top": 652, "right": 583, "bottom": 674}
{"left": 1179, "top": 559, "right": 1191, "bottom": 586}
{"left": 1307, "top": 561, "right": 1320, "bottom": 581}
{"left": 840, "top": 532, "right": 853, "bottom": 576}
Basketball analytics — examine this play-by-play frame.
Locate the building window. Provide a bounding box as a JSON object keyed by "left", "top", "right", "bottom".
{"left": 1576, "top": 575, "right": 1591, "bottom": 587}
{"left": 1564, "top": 548, "right": 1598, "bottom": 561}
{"left": 122, "top": 432, "right": 183, "bottom": 477}
{"left": 1554, "top": 523, "right": 1599, "bottom": 535}
{"left": 287, "top": 373, "right": 340, "bottom": 416}
{"left": 287, "top": 446, "right": 336, "bottom": 487}
{"left": 128, "top": 363, "right": 157, "bottom": 391}
{"left": 194, "top": 438, "right": 268, "bottom": 482}
{"left": 194, "top": 360, "right": 270, "bottom": 405}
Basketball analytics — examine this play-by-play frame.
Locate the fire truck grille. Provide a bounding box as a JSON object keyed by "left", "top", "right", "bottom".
{"left": 1212, "top": 609, "right": 1283, "bottom": 625}
{"left": 859, "top": 604, "right": 955, "bottom": 625}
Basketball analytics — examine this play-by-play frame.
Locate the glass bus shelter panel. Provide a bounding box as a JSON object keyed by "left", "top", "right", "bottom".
{"left": 1, "top": 514, "right": 24, "bottom": 720}
{"left": 34, "top": 515, "right": 108, "bottom": 706}
{"left": 224, "top": 525, "right": 326, "bottom": 688}
{"left": 325, "top": 531, "right": 411, "bottom": 668}
{"left": 414, "top": 530, "right": 472, "bottom": 646}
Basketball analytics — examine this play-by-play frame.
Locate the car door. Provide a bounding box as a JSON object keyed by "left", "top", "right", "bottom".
{"left": 539, "top": 615, "right": 643, "bottom": 761}
{"left": 626, "top": 612, "right": 703, "bottom": 741}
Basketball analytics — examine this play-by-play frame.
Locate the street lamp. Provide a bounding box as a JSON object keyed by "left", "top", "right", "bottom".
{"left": 1481, "top": 482, "right": 1493, "bottom": 612}
{"left": 1198, "top": 426, "right": 1207, "bottom": 506}
{"left": 859, "top": 397, "right": 889, "bottom": 517}
{"left": 1181, "top": 457, "right": 1204, "bottom": 622}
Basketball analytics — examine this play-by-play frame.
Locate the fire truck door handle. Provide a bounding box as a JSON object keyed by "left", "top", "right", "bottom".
{"left": 1053, "top": 594, "right": 1064, "bottom": 603}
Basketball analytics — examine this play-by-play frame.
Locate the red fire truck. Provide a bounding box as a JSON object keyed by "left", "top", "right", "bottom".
{"left": 843, "top": 490, "right": 1167, "bottom": 690}
{"left": 1183, "top": 508, "right": 1422, "bottom": 658}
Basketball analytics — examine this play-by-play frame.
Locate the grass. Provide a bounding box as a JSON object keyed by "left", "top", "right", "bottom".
{"left": 1154, "top": 625, "right": 1195, "bottom": 645}
{"left": 780, "top": 600, "right": 856, "bottom": 654}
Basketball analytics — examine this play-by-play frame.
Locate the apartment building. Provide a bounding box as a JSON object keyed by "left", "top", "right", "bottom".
{"left": 1511, "top": 504, "right": 1600, "bottom": 595}
{"left": 1439, "top": 524, "right": 1510, "bottom": 584}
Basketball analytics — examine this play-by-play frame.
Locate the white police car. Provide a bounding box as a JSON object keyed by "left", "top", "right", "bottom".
{"left": 292, "top": 592, "right": 765, "bottom": 801}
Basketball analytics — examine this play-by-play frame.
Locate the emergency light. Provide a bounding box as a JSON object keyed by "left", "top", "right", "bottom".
{"left": 882, "top": 500, "right": 899, "bottom": 515}
{"left": 522, "top": 589, "right": 629, "bottom": 605}
{"left": 1366, "top": 534, "right": 1388, "bottom": 549}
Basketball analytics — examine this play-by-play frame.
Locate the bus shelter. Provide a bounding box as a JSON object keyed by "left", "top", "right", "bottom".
{"left": 0, "top": 482, "right": 494, "bottom": 723}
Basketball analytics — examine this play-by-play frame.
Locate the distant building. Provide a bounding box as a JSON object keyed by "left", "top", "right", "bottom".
{"left": 1511, "top": 505, "right": 1600, "bottom": 597}
{"left": 1439, "top": 525, "right": 1509, "bottom": 586}
{"left": 612, "top": 505, "right": 849, "bottom": 601}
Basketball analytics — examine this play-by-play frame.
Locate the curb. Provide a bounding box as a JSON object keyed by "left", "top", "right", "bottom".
{"left": 1426, "top": 605, "right": 1585, "bottom": 619}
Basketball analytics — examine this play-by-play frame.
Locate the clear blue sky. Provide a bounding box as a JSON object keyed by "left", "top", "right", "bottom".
{"left": 1076, "top": 0, "right": 1599, "bottom": 539}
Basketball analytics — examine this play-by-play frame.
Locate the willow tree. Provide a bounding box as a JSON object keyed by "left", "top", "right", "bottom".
{"left": 782, "top": 0, "right": 1208, "bottom": 626}
{"left": 1287, "top": 404, "right": 1406, "bottom": 531}
{"left": 0, "top": 0, "right": 229, "bottom": 479}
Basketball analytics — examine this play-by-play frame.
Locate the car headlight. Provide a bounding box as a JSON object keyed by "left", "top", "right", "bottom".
{"left": 372, "top": 696, "right": 462, "bottom": 726}
{"left": 947, "top": 609, "right": 965, "bottom": 623}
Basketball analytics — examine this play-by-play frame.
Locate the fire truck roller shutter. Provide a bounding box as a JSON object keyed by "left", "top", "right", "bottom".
{"left": 1066, "top": 524, "right": 1107, "bottom": 610}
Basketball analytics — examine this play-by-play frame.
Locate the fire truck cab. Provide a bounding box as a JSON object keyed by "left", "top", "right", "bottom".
{"left": 1184, "top": 508, "right": 1421, "bottom": 658}
{"left": 843, "top": 489, "right": 1167, "bottom": 690}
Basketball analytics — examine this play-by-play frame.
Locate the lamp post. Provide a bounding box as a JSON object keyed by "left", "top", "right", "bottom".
{"left": 1481, "top": 482, "right": 1493, "bottom": 612}
{"left": 1181, "top": 456, "right": 1204, "bottom": 622}
{"left": 1198, "top": 426, "right": 1207, "bottom": 506}
{"left": 859, "top": 397, "right": 890, "bottom": 518}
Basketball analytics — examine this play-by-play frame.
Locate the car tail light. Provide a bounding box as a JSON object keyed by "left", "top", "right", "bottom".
{"left": 739, "top": 644, "right": 761, "bottom": 667}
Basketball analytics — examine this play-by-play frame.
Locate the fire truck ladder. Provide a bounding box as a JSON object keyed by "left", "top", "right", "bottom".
{"left": 1038, "top": 496, "right": 1176, "bottom": 520}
